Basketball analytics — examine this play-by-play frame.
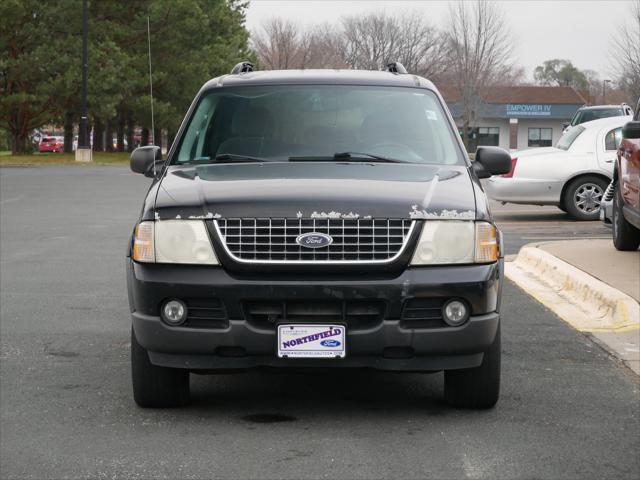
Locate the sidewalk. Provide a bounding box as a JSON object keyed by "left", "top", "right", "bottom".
{"left": 506, "top": 239, "right": 640, "bottom": 375}
{"left": 540, "top": 240, "right": 639, "bottom": 302}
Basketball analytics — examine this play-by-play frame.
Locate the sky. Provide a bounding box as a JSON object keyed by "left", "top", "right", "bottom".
{"left": 245, "top": 0, "right": 633, "bottom": 82}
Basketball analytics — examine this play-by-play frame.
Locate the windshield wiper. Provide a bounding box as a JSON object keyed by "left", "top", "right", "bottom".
{"left": 288, "top": 152, "right": 405, "bottom": 163}
{"left": 213, "top": 153, "right": 268, "bottom": 163}
{"left": 334, "top": 152, "right": 405, "bottom": 163}
{"left": 181, "top": 154, "right": 269, "bottom": 165}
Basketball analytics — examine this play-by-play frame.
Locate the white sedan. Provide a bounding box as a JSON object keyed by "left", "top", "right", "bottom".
{"left": 485, "top": 116, "right": 632, "bottom": 220}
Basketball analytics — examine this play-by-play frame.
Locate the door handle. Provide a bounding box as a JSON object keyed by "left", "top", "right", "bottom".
{"left": 604, "top": 159, "right": 614, "bottom": 163}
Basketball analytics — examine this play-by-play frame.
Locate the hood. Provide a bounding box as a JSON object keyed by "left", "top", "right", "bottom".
{"left": 151, "top": 162, "right": 477, "bottom": 221}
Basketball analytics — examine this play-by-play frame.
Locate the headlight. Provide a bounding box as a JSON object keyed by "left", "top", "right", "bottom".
{"left": 410, "top": 221, "right": 498, "bottom": 265}
{"left": 132, "top": 220, "right": 219, "bottom": 265}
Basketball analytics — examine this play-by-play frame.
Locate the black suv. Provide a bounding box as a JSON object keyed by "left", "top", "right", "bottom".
{"left": 127, "top": 62, "right": 512, "bottom": 409}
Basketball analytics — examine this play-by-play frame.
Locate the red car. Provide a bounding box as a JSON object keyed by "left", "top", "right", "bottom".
{"left": 607, "top": 98, "right": 640, "bottom": 250}
{"left": 38, "top": 136, "right": 64, "bottom": 153}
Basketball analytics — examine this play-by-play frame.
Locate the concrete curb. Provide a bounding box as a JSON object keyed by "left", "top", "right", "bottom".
{"left": 505, "top": 246, "right": 640, "bottom": 333}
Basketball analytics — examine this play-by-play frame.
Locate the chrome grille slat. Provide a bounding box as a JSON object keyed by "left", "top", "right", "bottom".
{"left": 224, "top": 243, "right": 406, "bottom": 246}
{"left": 215, "top": 218, "right": 415, "bottom": 264}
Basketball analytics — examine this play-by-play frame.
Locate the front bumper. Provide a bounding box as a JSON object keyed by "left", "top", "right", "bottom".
{"left": 485, "top": 176, "right": 563, "bottom": 205}
{"left": 127, "top": 260, "right": 502, "bottom": 372}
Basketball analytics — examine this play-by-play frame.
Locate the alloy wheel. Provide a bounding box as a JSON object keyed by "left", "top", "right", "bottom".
{"left": 573, "top": 183, "right": 603, "bottom": 214}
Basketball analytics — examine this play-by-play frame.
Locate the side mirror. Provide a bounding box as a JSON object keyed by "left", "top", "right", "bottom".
{"left": 562, "top": 122, "right": 569, "bottom": 130}
{"left": 130, "top": 145, "right": 162, "bottom": 177}
{"left": 473, "top": 146, "right": 512, "bottom": 179}
{"left": 622, "top": 121, "right": 640, "bottom": 140}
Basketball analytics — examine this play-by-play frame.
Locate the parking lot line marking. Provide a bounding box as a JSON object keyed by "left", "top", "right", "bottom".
{"left": 518, "top": 237, "right": 610, "bottom": 241}
{"left": 496, "top": 221, "right": 604, "bottom": 225}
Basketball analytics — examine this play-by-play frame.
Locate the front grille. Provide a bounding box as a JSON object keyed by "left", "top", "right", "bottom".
{"left": 243, "top": 299, "right": 385, "bottom": 330}
{"left": 184, "top": 298, "right": 228, "bottom": 329}
{"left": 214, "top": 218, "right": 415, "bottom": 263}
{"left": 401, "top": 298, "right": 446, "bottom": 329}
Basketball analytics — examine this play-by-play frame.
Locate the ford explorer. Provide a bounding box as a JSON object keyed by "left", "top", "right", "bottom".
{"left": 126, "top": 62, "right": 512, "bottom": 409}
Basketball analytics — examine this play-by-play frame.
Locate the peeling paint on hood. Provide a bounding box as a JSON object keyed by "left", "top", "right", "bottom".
{"left": 149, "top": 163, "right": 477, "bottom": 221}
{"left": 409, "top": 205, "right": 475, "bottom": 220}
{"left": 310, "top": 211, "right": 363, "bottom": 219}
{"left": 187, "top": 212, "right": 221, "bottom": 220}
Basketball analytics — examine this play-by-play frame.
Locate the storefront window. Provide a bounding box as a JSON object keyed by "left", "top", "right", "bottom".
{"left": 528, "top": 128, "right": 552, "bottom": 147}
{"left": 458, "top": 126, "right": 500, "bottom": 151}
{"left": 477, "top": 127, "right": 500, "bottom": 147}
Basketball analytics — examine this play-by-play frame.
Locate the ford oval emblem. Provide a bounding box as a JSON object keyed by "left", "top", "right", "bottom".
{"left": 296, "top": 232, "right": 333, "bottom": 249}
{"left": 320, "top": 339, "right": 341, "bottom": 347}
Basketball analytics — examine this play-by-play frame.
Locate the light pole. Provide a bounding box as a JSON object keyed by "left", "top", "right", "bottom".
{"left": 602, "top": 79, "right": 611, "bottom": 105}
{"left": 75, "top": 0, "right": 92, "bottom": 162}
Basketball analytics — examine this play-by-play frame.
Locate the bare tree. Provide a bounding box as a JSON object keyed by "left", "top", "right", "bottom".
{"left": 341, "top": 12, "right": 402, "bottom": 70}
{"left": 611, "top": 0, "right": 640, "bottom": 104}
{"left": 394, "top": 14, "right": 449, "bottom": 81}
{"left": 251, "top": 18, "right": 345, "bottom": 70}
{"left": 303, "top": 24, "right": 348, "bottom": 69}
{"left": 251, "top": 18, "right": 310, "bottom": 70}
{"left": 443, "top": 0, "right": 516, "bottom": 149}
{"left": 582, "top": 69, "right": 602, "bottom": 103}
{"left": 340, "top": 12, "right": 446, "bottom": 80}
{"left": 252, "top": 12, "right": 447, "bottom": 76}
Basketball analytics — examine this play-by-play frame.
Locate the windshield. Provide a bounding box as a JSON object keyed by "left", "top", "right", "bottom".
{"left": 571, "top": 108, "right": 624, "bottom": 126}
{"left": 173, "top": 85, "right": 464, "bottom": 165}
{"left": 557, "top": 125, "right": 585, "bottom": 150}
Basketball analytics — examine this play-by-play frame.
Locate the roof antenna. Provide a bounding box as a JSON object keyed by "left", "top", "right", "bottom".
{"left": 147, "top": 16, "right": 156, "bottom": 176}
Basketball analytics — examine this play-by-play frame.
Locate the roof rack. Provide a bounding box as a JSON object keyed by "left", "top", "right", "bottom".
{"left": 386, "top": 62, "right": 407, "bottom": 74}
{"left": 230, "top": 61, "right": 254, "bottom": 74}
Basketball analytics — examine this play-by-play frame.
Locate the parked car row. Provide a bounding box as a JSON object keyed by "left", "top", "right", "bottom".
{"left": 483, "top": 95, "right": 639, "bottom": 253}
{"left": 485, "top": 115, "right": 631, "bottom": 220}
{"left": 38, "top": 136, "right": 130, "bottom": 152}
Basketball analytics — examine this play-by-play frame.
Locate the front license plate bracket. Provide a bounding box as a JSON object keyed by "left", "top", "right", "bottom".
{"left": 277, "top": 324, "right": 346, "bottom": 359}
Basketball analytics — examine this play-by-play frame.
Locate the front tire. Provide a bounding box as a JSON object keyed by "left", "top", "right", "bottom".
{"left": 131, "top": 328, "right": 190, "bottom": 408}
{"left": 612, "top": 185, "right": 640, "bottom": 251}
{"left": 444, "top": 325, "right": 500, "bottom": 409}
{"left": 563, "top": 175, "right": 608, "bottom": 221}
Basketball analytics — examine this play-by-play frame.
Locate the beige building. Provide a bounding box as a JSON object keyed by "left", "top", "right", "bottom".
{"left": 439, "top": 86, "right": 587, "bottom": 152}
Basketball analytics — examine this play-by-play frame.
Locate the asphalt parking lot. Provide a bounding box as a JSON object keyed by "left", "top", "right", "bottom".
{"left": 1, "top": 166, "right": 638, "bottom": 479}
{"left": 489, "top": 201, "right": 611, "bottom": 256}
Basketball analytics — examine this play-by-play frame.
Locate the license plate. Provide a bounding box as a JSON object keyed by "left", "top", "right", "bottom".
{"left": 277, "top": 324, "right": 346, "bottom": 358}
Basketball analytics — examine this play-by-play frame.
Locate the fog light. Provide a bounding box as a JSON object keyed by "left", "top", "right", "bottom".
{"left": 442, "top": 299, "right": 469, "bottom": 327}
{"left": 161, "top": 299, "right": 187, "bottom": 325}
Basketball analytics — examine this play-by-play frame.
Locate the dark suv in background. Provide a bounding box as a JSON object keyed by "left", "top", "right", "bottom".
{"left": 126, "top": 62, "right": 512, "bottom": 409}
{"left": 602, "top": 98, "right": 640, "bottom": 250}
